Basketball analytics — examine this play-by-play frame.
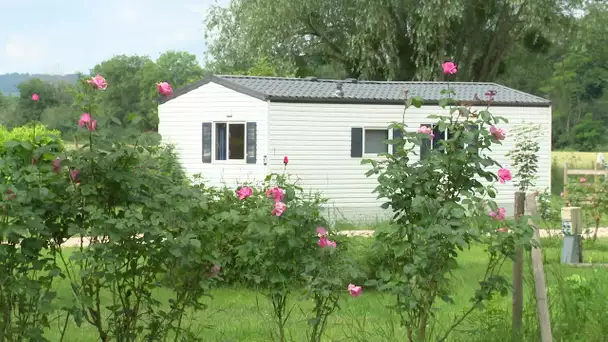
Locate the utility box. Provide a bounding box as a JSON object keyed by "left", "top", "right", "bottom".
{"left": 561, "top": 207, "right": 582, "bottom": 235}
{"left": 561, "top": 207, "right": 583, "bottom": 264}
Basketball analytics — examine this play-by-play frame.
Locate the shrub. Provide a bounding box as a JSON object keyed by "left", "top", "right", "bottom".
{"left": 363, "top": 78, "right": 534, "bottom": 341}
{"left": 230, "top": 173, "right": 360, "bottom": 342}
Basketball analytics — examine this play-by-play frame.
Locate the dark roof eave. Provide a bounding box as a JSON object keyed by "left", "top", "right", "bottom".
{"left": 266, "top": 96, "right": 552, "bottom": 107}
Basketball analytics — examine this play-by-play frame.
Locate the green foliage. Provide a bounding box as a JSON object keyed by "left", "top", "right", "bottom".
{"left": 205, "top": 0, "right": 565, "bottom": 80}
{"left": 362, "top": 92, "right": 535, "bottom": 341}
{"left": 506, "top": 123, "right": 541, "bottom": 192}
{"left": 564, "top": 179, "right": 608, "bottom": 239}
{"left": 225, "top": 174, "right": 359, "bottom": 342}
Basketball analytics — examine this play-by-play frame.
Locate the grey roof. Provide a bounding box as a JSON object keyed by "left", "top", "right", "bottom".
{"left": 159, "top": 74, "right": 551, "bottom": 107}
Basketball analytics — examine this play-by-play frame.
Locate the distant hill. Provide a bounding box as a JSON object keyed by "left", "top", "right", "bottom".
{"left": 0, "top": 73, "right": 80, "bottom": 96}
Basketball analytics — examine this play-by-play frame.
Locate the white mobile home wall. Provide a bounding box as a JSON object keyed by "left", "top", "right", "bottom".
{"left": 158, "top": 82, "right": 269, "bottom": 187}
{"left": 267, "top": 102, "right": 551, "bottom": 223}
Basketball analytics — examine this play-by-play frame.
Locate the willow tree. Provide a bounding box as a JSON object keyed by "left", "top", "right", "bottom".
{"left": 204, "top": 0, "right": 569, "bottom": 81}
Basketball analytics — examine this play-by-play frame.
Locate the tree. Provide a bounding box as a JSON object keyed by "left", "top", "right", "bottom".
{"left": 13, "top": 78, "right": 73, "bottom": 126}
{"left": 156, "top": 51, "right": 205, "bottom": 88}
{"left": 91, "top": 55, "right": 158, "bottom": 129}
{"left": 542, "top": 3, "right": 608, "bottom": 150}
{"left": 205, "top": 0, "right": 571, "bottom": 81}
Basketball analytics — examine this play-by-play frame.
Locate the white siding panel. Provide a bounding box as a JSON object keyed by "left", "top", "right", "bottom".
{"left": 268, "top": 102, "right": 551, "bottom": 223}
{"left": 158, "top": 82, "right": 269, "bottom": 188}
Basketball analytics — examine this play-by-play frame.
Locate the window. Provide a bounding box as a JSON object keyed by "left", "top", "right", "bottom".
{"left": 420, "top": 124, "right": 479, "bottom": 159}
{"left": 364, "top": 129, "right": 389, "bottom": 154}
{"left": 215, "top": 123, "right": 245, "bottom": 160}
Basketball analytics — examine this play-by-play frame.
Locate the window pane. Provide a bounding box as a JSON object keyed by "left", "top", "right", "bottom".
{"left": 215, "top": 123, "right": 227, "bottom": 160}
{"left": 228, "top": 124, "right": 245, "bottom": 159}
{"left": 364, "top": 129, "right": 389, "bottom": 154}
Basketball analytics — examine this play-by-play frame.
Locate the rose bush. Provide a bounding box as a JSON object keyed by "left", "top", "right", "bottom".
{"left": 223, "top": 172, "right": 361, "bottom": 342}
{"left": 362, "top": 61, "right": 534, "bottom": 341}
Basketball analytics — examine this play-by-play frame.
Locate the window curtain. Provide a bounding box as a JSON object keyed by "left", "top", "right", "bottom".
{"left": 217, "top": 125, "right": 227, "bottom": 160}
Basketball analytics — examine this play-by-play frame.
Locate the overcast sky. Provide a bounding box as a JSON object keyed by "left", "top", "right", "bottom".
{"left": 0, "top": 0, "right": 228, "bottom": 74}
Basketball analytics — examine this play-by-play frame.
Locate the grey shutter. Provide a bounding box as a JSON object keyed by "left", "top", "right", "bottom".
{"left": 392, "top": 128, "right": 403, "bottom": 155}
{"left": 246, "top": 122, "right": 257, "bottom": 164}
{"left": 202, "top": 122, "right": 212, "bottom": 163}
{"left": 351, "top": 128, "right": 363, "bottom": 158}
{"left": 420, "top": 124, "right": 431, "bottom": 160}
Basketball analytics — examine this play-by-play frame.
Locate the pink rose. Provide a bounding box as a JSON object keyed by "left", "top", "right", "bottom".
{"left": 489, "top": 207, "right": 506, "bottom": 221}
{"left": 31, "top": 93, "right": 39, "bottom": 101}
{"left": 236, "top": 186, "right": 253, "bottom": 200}
{"left": 417, "top": 125, "right": 435, "bottom": 138}
{"left": 283, "top": 156, "right": 289, "bottom": 165}
{"left": 78, "top": 113, "right": 91, "bottom": 128}
{"left": 348, "top": 284, "right": 363, "bottom": 297}
{"left": 489, "top": 126, "right": 506, "bottom": 140}
{"left": 272, "top": 201, "right": 286, "bottom": 216}
{"left": 442, "top": 61, "right": 457, "bottom": 75}
{"left": 265, "top": 187, "right": 285, "bottom": 202}
{"left": 209, "top": 264, "right": 221, "bottom": 278}
{"left": 316, "top": 226, "right": 327, "bottom": 236}
{"left": 87, "top": 74, "right": 107, "bottom": 90}
{"left": 485, "top": 90, "right": 497, "bottom": 101}
{"left": 580, "top": 177, "right": 586, "bottom": 183}
{"left": 497, "top": 168, "right": 512, "bottom": 184}
{"left": 318, "top": 236, "right": 336, "bottom": 248}
{"left": 52, "top": 158, "right": 61, "bottom": 174}
{"left": 157, "top": 82, "right": 173, "bottom": 97}
{"left": 70, "top": 169, "right": 80, "bottom": 184}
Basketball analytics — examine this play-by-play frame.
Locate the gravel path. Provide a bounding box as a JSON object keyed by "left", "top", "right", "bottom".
{"left": 56, "top": 227, "right": 608, "bottom": 248}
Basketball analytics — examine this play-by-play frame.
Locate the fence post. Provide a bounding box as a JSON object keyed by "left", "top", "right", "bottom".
{"left": 526, "top": 193, "right": 553, "bottom": 342}
{"left": 512, "top": 191, "right": 525, "bottom": 338}
{"left": 563, "top": 163, "right": 568, "bottom": 186}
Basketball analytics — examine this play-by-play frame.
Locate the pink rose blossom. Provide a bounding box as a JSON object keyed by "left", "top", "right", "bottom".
{"left": 31, "top": 93, "right": 39, "bottom": 101}
{"left": 272, "top": 201, "right": 286, "bottom": 216}
{"left": 489, "top": 126, "right": 506, "bottom": 140}
{"left": 489, "top": 207, "right": 506, "bottom": 221}
{"left": 209, "top": 264, "right": 221, "bottom": 278}
{"left": 87, "top": 74, "right": 107, "bottom": 90}
{"left": 78, "top": 113, "right": 91, "bottom": 127}
{"left": 348, "top": 284, "right": 363, "bottom": 297}
{"left": 318, "top": 236, "right": 336, "bottom": 248}
{"left": 442, "top": 61, "right": 458, "bottom": 75}
{"left": 417, "top": 125, "right": 435, "bottom": 138}
{"left": 316, "top": 226, "right": 327, "bottom": 236}
{"left": 70, "top": 169, "right": 80, "bottom": 183}
{"left": 157, "top": 82, "right": 173, "bottom": 97}
{"left": 485, "top": 90, "right": 497, "bottom": 101}
{"left": 497, "top": 168, "right": 512, "bottom": 184}
{"left": 265, "top": 187, "right": 285, "bottom": 202}
{"left": 52, "top": 158, "right": 61, "bottom": 174}
{"left": 283, "top": 156, "right": 289, "bottom": 165}
{"left": 580, "top": 177, "right": 586, "bottom": 183}
{"left": 236, "top": 186, "right": 253, "bottom": 200}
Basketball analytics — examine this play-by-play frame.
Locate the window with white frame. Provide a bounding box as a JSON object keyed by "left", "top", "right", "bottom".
{"left": 215, "top": 122, "right": 245, "bottom": 160}
{"left": 364, "top": 129, "right": 389, "bottom": 154}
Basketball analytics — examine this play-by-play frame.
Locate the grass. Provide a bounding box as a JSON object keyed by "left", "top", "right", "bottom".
{"left": 40, "top": 237, "right": 608, "bottom": 342}
{"left": 552, "top": 151, "right": 608, "bottom": 170}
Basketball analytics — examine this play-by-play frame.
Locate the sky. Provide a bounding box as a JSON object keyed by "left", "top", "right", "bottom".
{"left": 0, "top": 0, "right": 229, "bottom": 75}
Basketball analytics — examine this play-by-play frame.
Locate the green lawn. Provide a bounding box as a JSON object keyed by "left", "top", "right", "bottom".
{"left": 41, "top": 237, "right": 608, "bottom": 342}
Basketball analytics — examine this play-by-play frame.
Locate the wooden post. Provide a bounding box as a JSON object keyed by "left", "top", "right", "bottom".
{"left": 563, "top": 163, "right": 568, "bottom": 186}
{"left": 512, "top": 191, "right": 525, "bottom": 337}
{"left": 526, "top": 194, "right": 553, "bottom": 342}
